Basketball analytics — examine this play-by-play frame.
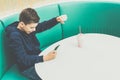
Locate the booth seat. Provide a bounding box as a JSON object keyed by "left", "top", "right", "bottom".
{"left": 0, "top": 21, "right": 6, "bottom": 79}
{"left": 59, "top": 2, "right": 120, "bottom": 38}
{"left": 1, "top": 1, "right": 120, "bottom": 80}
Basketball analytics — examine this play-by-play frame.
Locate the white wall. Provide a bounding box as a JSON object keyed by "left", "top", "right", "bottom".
{"left": 0, "top": 0, "right": 120, "bottom": 18}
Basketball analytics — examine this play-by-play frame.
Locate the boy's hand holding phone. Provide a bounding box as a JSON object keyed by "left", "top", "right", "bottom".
{"left": 43, "top": 45, "right": 60, "bottom": 62}
{"left": 43, "top": 50, "right": 57, "bottom": 62}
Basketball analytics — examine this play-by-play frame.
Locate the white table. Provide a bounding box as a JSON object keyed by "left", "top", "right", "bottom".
{"left": 35, "top": 33, "right": 120, "bottom": 80}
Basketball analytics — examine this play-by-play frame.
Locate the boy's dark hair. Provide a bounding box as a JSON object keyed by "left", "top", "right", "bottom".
{"left": 19, "top": 8, "right": 40, "bottom": 25}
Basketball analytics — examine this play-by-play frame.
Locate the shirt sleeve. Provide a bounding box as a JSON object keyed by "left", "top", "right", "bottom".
{"left": 35, "top": 17, "right": 59, "bottom": 33}
{"left": 9, "top": 32, "right": 43, "bottom": 67}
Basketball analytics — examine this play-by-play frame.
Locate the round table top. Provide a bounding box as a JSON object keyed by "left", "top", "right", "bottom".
{"left": 35, "top": 33, "right": 120, "bottom": 80}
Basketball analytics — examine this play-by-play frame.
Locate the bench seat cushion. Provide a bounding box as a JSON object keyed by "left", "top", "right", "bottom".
{"left": 1, "top": 65, "right": 28, "bottom": 80}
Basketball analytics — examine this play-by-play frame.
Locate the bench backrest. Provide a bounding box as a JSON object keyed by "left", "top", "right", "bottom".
{"left": 59, "top": 2, "right": 120, "bottom": 38}
{"left": 0, "top": 21, "right": 7, "bottom": 78}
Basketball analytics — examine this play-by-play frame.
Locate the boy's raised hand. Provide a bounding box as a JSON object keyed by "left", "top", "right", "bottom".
{"left": 56, "top": 14, "right": 68, "bottom": 24}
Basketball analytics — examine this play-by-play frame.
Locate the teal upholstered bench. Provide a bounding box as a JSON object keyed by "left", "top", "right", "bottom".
{"left": 0, "top": 21, "right": 6, "bottom": 79}
{"left": 59, "top": 2, "right": 120, "bottom": 38}
{"left": 0, "top": 1, "right": 120, "bottom": 80}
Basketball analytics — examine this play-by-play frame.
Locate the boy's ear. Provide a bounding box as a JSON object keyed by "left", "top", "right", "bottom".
{"left": 19, "top": 22, "right": 25, "bottom": 27}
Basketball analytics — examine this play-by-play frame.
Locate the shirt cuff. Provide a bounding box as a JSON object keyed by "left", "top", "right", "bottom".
{"left": 36, "top": 55, "right": 44, "bottom": 63}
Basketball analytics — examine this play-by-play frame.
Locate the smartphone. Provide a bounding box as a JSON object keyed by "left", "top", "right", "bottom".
{"left": 54, "top": 45, "right": 60, "bottom": 50}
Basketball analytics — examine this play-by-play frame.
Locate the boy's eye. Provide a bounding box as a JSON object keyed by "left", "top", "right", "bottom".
{"left": 31, "top": 27, "right": 34, "bottom": 29}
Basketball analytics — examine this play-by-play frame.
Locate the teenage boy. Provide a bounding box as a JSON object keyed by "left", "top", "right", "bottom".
{"left": 5, "top": 8, "right": 67, "bottom": 80}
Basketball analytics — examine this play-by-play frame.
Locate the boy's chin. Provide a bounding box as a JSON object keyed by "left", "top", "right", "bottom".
{"left": 26, "top": 32, "right": 31, "bottom": 34}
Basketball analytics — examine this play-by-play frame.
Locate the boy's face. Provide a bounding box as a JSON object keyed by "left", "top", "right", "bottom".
{"left": 21, "top": 22, "right": 38, "bottom": 34}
